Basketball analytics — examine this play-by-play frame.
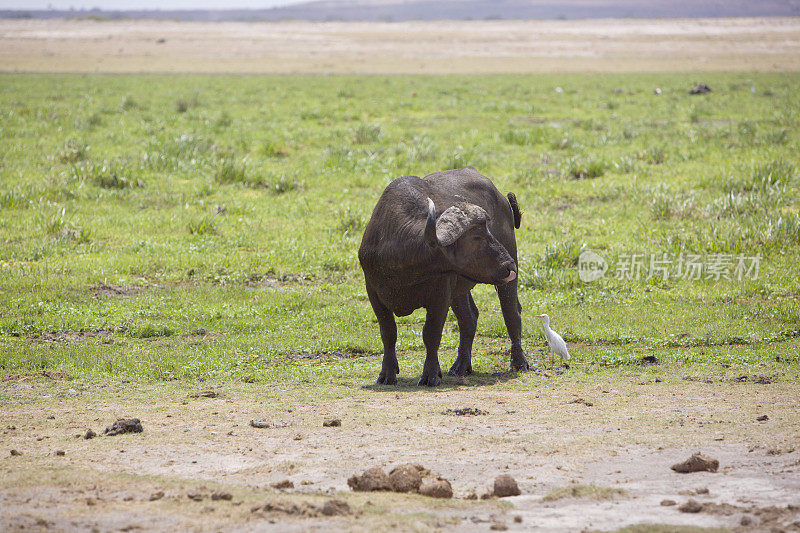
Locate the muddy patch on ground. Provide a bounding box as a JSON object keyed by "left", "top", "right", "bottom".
{"left": 251, "top": 498, "right": 351, "bottom": 517}
{"left": 730, "top": 374, "right": 777, "bottom": 384}
{"left": 38, "top": 329, "right": 113, "bottom": 342}
{"left": 184, "top": 329, "right": 223, "bottom": 346}
{"left": 91, "top": 283, "right": 142, "bottom": 298}
{"left": 244, "top": 273, "right": 315, "bottom": 290}
{"left": 1, "top": 370, "right": 73, "bottom": 382}
{"left": 286, "top": 350, "right": 380, "bottom": 361}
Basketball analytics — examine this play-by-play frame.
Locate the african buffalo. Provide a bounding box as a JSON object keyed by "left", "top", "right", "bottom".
{"left": 358, "top": 167, "right": 529, "bottom": 386}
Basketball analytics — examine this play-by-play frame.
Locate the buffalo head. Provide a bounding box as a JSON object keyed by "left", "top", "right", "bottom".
{"left": 424, "top": 198, "right": 517, "bottom": 285}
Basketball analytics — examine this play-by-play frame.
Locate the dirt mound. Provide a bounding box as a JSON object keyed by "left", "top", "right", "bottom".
{"left": 321, "top": 499, "right": 350, "bottom": 516}
{"left": 348, "top": 467, "right": 392, "bottom": 492}
{"left": 104, "top": 418, "right": 143, "bottom": 436}
{"left": 349, "top": 464, "right": 451, "bottom": 498}
{"left": 323, "top": 418, "right": 342, "bottom": 427}
{"left": 388, "top": 464, "right": 424, "bottom": 493}
{"left": 493, "top": 474, "right": 521, "bottom": 497}
{"left": 418, "top": 478, "right": 453, "bottom": 498}
{"left": 679, "top": 499, "right": 703, "bottom": 513}
{"left": 670, "top": 453, "right": 719, "bottom": 473}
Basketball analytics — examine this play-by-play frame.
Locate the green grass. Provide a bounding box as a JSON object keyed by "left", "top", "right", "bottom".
{"left": 0, "top": 72, "right": 798, "bottom": 383}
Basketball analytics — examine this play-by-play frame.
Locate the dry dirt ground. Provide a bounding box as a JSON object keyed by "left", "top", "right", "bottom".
{"left": 1, "top": 17, "right": 799, "bottom": 74}
{"left": 2, "top": 372, "right": 799, "bottom": 532}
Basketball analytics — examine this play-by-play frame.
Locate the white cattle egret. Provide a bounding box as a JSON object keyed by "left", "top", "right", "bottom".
{"left": 535, "top": 314, "right": 570, "bottom": 367}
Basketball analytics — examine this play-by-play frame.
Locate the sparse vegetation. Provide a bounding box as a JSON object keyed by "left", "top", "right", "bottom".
{"left": 214, "top": 159, "right": 251, "bottom": 185}
{"left": 187, "top": 216, "right": 218, "bottom": 235}
{"left": 260, "top": 139, "right": 289, "bottom": 158}
{"left": 90, "top": 162, "right": 144, "bottom": 189}
{"left": 650, "top": 189, "right": 697, "bottom": 219}
{"left": 335, "top": 207, "right": 365, "bottom": 237}
{"left": 57, "top": 139, "right": 89, "bottom": 163}
{"left": 352, "top": 123, "right": 382, "bottom": 144}
{"left": 564, "top": 157, "right": 607, "bottom": 180}
{"left": 176, "top": 95, "right": 199, "bottom": 113}
{"left": 541, "top": 485, "right": 628, "bottom": 502}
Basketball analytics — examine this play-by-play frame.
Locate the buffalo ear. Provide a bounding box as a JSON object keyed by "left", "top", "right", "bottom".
{"left": 435, "top": 203, "right": 488, "bottom": 247}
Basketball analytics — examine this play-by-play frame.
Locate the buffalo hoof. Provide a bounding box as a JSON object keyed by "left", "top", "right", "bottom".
{"left": 510, "top": 356, "right": 530, "bottom": 372}
{"left": 447, "top": 359, "right": 473, "bottom": 377}
{"left": 376, "top": 372, "right": 398, "bottom": 385}
{"left": 418, "top": 371, "right": 442, "bottom": 387}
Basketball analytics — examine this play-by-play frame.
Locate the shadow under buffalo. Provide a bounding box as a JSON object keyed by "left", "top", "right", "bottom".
{"left": 362, "top": 370, "right": 528, "bottom": 392}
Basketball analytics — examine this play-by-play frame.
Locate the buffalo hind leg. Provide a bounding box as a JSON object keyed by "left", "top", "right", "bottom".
{"left": 447, "top": 292, "right": 478, "bottom": 376}
{"left": 367, "top": 286, "right": 399, "bottom": 385}
{"left": 496, "top": 278, "right": 530, "bottom": 371}
{"left": 419, "top": 297, "right": 449, "bottom": 387}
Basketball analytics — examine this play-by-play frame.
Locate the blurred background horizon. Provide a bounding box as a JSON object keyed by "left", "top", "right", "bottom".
{"left": 0, "top": 0, "right": 305, "bottom": 9}
{"left": 2, "top": 0, "right": 798, "bottom": 20}
{"left": 2, "top": 0, "right": 799, "bottom": 73}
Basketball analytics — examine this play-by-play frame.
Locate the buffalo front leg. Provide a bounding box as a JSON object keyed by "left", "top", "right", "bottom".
{"left": 496, "top": 278, "right": 530, "bottom": 371}
{"left": 447, "top": 292, "right": 478, "bottom": 376}
{"left": 418, "top": 296, "right": 449, "bottom": 387}
{"left": 367, "top": 286, "right": 399, "bottom": 385}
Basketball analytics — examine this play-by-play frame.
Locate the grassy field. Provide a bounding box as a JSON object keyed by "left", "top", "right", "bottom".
{"left": 1, "top": 71, "right": 798, "bottom": 385}
{"left": 2, "top": 71, "right": 800, "bottom": 532}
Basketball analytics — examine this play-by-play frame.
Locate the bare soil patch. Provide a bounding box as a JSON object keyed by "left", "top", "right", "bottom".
{"left": 91, "top": 283, "right": 141, "bottom": 298}
{"left": 2, "top": 17, "right": 799, "bottom": 74}
{"left": 286, "top": 350, "right": 381, "bottom": 361}
{"left": 1, "top": 375, "right": 799, "bottom": 531}
{"left": 38, "top": 329, "right": 113, "bottom": 342}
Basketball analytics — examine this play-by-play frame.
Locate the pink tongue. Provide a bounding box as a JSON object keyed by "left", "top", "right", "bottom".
{"left": 503, "top": 270, "right": 516, "bottom": 283}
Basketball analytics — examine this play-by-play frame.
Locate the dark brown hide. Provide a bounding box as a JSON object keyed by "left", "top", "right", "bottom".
{"left": 358, "top": 167, "right": 529, "bottom": 386}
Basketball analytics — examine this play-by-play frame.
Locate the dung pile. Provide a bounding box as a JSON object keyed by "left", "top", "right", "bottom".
{"left": 348, "top": 464, "right": 452, "bottom": 498}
